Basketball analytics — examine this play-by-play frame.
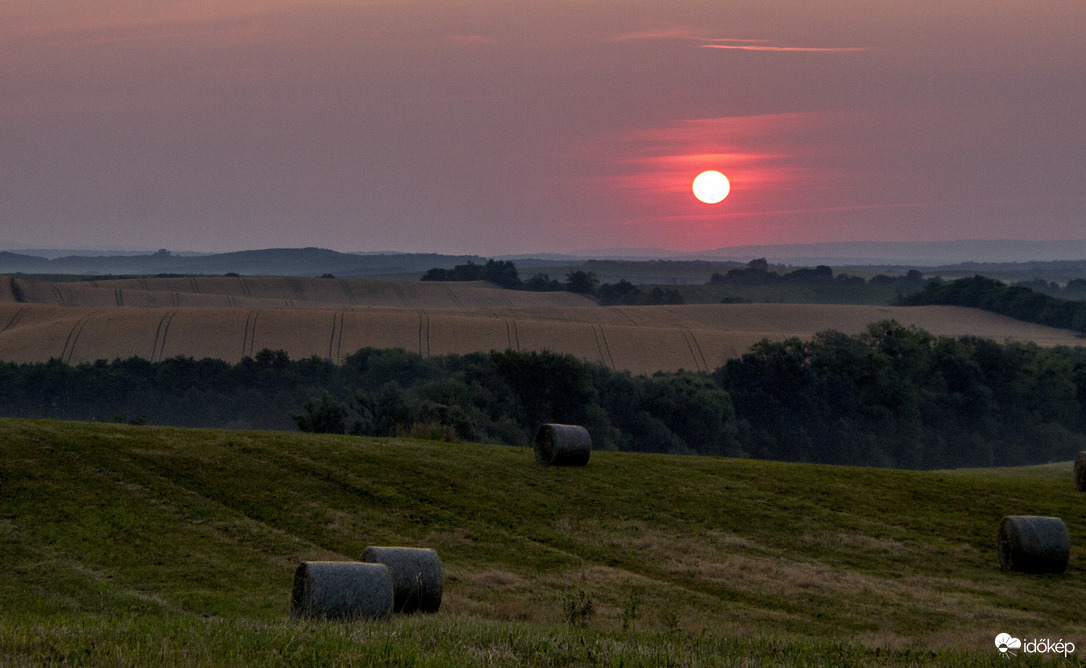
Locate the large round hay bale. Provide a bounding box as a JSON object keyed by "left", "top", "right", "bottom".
{"left": 997, "top": 516, "right": 1070, "bottom": 574}
{"left": 533, "top": 423, "right": 591, "bottom": 466}
{"left": 360, "top": 546, "right": 443, "bottom": 613}
{"left": 290, "top": 561, "right": 393, "bottom": 621}
{"left": 1075, "top": 451, "right": 1086, "bottom": 492}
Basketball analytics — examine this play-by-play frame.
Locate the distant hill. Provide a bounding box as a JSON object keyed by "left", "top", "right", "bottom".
{"left": 538, "top": 240, "right": 1086, "bottom": 267}
{"left": 681, "top": 240, "right": 1086, "bottom": 266}
{"left": 0, "top": 248, "right": 483, "bottom": 278}
{"left": 7, "top": 241, "right": 1086, "bottom": 283}
{"left": 922, "top": 259, "right": 1086, "bottom": 283}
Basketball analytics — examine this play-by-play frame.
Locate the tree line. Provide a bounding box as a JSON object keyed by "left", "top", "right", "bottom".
{"left": 900, "top": 275, "right": 1086, "bottom": 334}
{"left": 3, "top": 321, "right": 1085, "bottom": 469}
{"left": 421, "top": 259, "right": 683, "bottom": 305}
{"left": 718, "top": 321, "right": 1086, "bottom": 468}
{"left": 710, "top": 258, "right": 929, "bottom": 291}
{"left": 1012, "top": 277, "right": 1086, "bottom": 300}
{"left": 421, "top": 257, "right": 941, "bottom": 306}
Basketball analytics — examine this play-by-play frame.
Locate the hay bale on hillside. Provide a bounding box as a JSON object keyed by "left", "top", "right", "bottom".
{"left": 997, "top": 516, "right": 1070, "bottom": 574}
{"left": 360, "top": 546, "right": 443, "bottom": 613}
{"left": 1076, "top": 451, "right": 1086, "bottom": 492}
{"left": 533, "top": 423, "right": 591, "bottom": 466}
{"left": 290, "top": 561, "right": 393, "bottom": 621}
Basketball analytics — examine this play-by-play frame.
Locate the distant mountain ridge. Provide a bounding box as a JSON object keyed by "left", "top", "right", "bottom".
{"left": 565, "top": 240, "right": 1086, "bottom": 265}
{"left": 0, "top": 248, "right": 482, "bottom": 278}
{"left": 5, "top": 240, "right": 1086, "bottom": 279}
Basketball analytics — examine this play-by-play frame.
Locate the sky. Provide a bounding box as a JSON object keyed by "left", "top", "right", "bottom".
{"left": 2, "top": 1, "right": 1085, "bottom": 255}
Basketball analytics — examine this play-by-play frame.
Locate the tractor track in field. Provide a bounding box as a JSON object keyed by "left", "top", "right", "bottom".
{"left": 241, "top": 311, "right": 260, "bottom": 359}
{"left": 150, "top": 310, "right": 179, "bottom": 362}
{"left": 60, "top": 317, "right": 90, "bottom": 363}
{"left": 2, "top": 306, "right": 30, "bottom": 332}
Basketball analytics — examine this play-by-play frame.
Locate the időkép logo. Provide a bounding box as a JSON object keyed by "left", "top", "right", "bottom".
{"left": 995, "top": 633, "right": 1075, "bottom": 658}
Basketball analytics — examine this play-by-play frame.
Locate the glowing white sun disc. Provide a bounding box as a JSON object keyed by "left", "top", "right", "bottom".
{"left": 692, "top": 170, "right": 730, "bottom": 204}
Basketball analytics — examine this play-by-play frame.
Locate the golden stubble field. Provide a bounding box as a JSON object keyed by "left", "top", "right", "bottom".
{"left": 2, "top": 276, "right": 1083, "bottom": 373}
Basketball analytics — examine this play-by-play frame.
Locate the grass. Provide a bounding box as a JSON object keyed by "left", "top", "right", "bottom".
{"left": 3, "top": 615, "right": 1055, "bottom": 667}
{"left": 2, "top": 418, "right": 1085, "bottom": 665}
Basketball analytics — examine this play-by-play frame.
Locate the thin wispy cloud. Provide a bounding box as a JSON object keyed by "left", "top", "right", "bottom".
{"left": 609, "top": 28, "right": 763, "bottom": 43}
{"left": 608, "top": 27, "right": 699, "bottom": 42}
{"left": 702, "top": 44, "right": 866, "bottom": 53}
{"left": 610, "top": 29, "right": 864, "bottom": 53}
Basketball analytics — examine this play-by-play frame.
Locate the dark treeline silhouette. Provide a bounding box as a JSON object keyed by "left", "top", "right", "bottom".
{"left": 421, "top": 259, "right": 522, "bottom": 289}
{"left": 421, "top": 260, "right": 684, "bottom": 305}
{"left": 717, "top": 321, "right": 1086, "bottom": 468}
{"left": 710, "top": 258, "right": 928, "bottom": 291}
{"left": 3, "top": 321, "right": 1086, "bottom": 469}
{"left": 9, "top": 277, "right": 27, "bottom": 302}
{"left": 900, "top": 275, "right": 1086, "bottom": 334}
{"left": 1006, "top": 277, "right": 1086, "bottom": 300}
{"left": 597, "top": 280, "right": 683, "bottom": 306}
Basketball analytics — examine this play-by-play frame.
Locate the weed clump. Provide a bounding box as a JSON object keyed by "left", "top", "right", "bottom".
{"left": 563, "top": 589, "right": 594, "bottom": 628}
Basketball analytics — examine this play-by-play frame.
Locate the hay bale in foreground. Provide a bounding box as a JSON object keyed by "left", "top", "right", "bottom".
{"left": 290, "top": 561, "right": 393, "bottom": 621}
{"left": 1076, "top": 451, "right": 1086, "bottom": 492}
{"left": 533, "top": 423, "right": 591, "bottom": 466}
{"left": 360, "top": 546, "right": 443, "bottom": 613}
{"left": 997, "top": 516, "right": 1070, "bottom": 574}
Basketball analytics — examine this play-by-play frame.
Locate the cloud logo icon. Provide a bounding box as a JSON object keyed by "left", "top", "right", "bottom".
{"left": 995, "top": 633, "right": 1022, "bottom": 656}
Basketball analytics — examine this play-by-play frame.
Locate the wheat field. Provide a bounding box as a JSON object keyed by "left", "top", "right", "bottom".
{"left": 10, "top": 276, "right": 596, "bottom": 310}
{"left": 2, "top": 276, "right": 1083, "bottom": 373}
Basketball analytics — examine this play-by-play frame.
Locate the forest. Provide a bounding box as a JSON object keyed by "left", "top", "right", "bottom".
{"left": 900, "top": 275, "right": 1086, "bottom": 333}
{"left": 421, "top": 259, "right": 684, "bottom": 305}
{"left": 3, "top": 320, "right": 1085, "bottom": 469}
{"left": 709, "top": 258, "right": 926, "bottom": 290}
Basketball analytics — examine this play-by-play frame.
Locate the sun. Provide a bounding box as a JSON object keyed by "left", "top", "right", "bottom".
{"left": 692, "top": 170, "right": 730, "bottom": 204}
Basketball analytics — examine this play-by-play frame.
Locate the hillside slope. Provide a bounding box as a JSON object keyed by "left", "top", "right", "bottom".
{"left": 1, "top": 298, "right": 1082, "bottom": 373}
{"left": 2, "top": 418, "right": 1083, "bottom": 664}
{"left": 5, "top": 276, "right": 596, "bottom": 309}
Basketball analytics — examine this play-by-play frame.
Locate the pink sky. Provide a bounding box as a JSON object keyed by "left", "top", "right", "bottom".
{"left": 2, "top": 1, "right": 1084, "bottom": 254}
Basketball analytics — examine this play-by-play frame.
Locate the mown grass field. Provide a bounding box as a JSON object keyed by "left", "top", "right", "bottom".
{"left": 2, "top": 418, "right": 1084, "bottom": 666}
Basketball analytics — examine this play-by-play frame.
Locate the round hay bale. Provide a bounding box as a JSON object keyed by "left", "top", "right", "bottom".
{"left": 1075, "top": 451, "right": 1086, "bottom": 492}
{"left": 360, "top": 546, "right": 443, "bottom": 613}
{"left": 997, "top": 516, "right": 1070, "bottom": 574}
{"left": 290, "top": 561, "right": 393, "bottom": 621}
{"left": 533, "top": 423, "right": 591, "bottom": 466}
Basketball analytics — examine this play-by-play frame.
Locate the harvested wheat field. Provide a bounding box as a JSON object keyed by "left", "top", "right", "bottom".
{"left": 6, "top": 276, "right": 596, "bottom": 310}
{"left": 2, "top": 279, "right": 1084, "bottom": 373}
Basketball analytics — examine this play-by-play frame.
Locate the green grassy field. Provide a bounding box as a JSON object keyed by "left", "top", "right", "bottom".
{"left": 2, "top": 418, "right": 1084, "bottom": 666}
